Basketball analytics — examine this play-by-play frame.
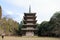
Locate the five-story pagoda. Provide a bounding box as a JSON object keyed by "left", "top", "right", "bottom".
{"left": 21, "top": 6, "right": 37, "bottom": 36}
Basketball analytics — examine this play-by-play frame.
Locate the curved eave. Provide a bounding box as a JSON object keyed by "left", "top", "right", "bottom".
{"left": 21, "top": 28, "right": 38, "bottom": 31}
{"left": 24, "top": 13, "right": 36, "bottom": 15}
{"left": 22, "top": 24, "right": 37, "bottom": 27}
{"left": 24, "top": 16, "right": 36, "bottom": 20}
{"left": 24, "top": 16, "right": 36, "bottom": 18}
{"left": 23, "top": 20, "right": 37, "bottom": 22}
{"left": 23, "top": 24, "right": 37, "bottom": 25}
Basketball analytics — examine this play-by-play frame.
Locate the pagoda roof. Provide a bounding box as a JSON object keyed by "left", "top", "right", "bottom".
{"left": 23, "top": 24, "right": 37, "bottom": 26}
{"left": 21, "top": 28, "right": 38, "bottom": 31}
{"left": 24, "top": 13, "right": 36, "bottom": 15}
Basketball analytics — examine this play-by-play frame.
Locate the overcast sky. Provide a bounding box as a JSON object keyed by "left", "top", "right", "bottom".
{"left": 0, "top": 0, "right": 60, "bottom": 23}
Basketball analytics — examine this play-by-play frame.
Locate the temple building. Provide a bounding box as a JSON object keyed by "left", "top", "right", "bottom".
{"left": 21, "top": 6, "right": 37, "bottom": 36}
{"left": 0, "top": 6, "right": 2, "bottom": 19}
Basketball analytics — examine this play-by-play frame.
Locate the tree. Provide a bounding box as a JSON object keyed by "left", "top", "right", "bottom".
{"left": 38, "top": 21, "right": 50, "bottom": 36}
{"left": 15, "top": 21, "right": 23, "bottom": 36}
{"left": 0, "top": 17, "right": 19, "bottom": 36}
{"left": 49, "top": 12, "right": 60, "bottom": 37}
{"left": 38, "top": 11, "right": 60, "bottom": 37}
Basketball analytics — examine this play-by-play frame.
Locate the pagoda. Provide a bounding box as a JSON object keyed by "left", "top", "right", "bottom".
{"left": 21, "top": 6, "right": 37, "bottom": 36}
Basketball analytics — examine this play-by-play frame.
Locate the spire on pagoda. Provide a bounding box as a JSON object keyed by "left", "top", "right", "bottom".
{"left": 29, "top": 5, "right": 31, "bottom": 13}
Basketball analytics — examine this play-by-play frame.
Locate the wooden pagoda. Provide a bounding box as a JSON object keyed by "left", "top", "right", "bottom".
{"left": 21, "top": 6, "right": 37, "bottom": 36}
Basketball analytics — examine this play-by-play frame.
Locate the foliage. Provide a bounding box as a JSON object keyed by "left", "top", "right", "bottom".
{"left": 38, "top": 12, "right": 60, "bottom": 37}
{"left": 0, "top": 17, "right": 19, "bottom": 36}
{"left": 15, "top": 21, "right": 23, "bottom": 36}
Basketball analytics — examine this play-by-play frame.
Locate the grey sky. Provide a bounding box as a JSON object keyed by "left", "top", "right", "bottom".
{"left": 0, "top": 0, "right": 60, "bottom": 23}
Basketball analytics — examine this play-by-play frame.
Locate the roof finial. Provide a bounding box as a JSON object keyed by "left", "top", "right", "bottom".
{"left": 29, "top": 5, "right": 31, "bottom": 13}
